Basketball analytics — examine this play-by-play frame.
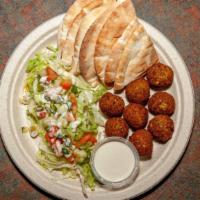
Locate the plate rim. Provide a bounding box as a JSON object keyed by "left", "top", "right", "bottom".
{"left": 0, "top": 14, "right": 195, "bottom": 200}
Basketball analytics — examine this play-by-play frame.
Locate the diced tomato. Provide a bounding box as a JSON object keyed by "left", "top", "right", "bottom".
{"left": 38, "top": 111, "right": 46, "bottom": 119}
{"left": 66, "top": 154, "right": 75, "bottom": 164}
{"left": 59, "top": 138, "right": 64, "bottom": 144}
{"left": 45, "top": 133, "right": 52, "bottom": 143}
{"left": 72, "top": 141, "right": 80, "bottom": 148}
{"left": 69, "top": 93, "right": 77, "bottom": 107}
{"left": 45, "top": 133, "right": 56, "bottom": 144}
{"left": 46, "top": 67, "right": 58, "bottom": 81}
{"left": 79, "top": 133, "right": 97, "bottom": 145}
{"left": 47, "top": 125, "right": 59, "bottom": 137}
{"left": 69, "top": 93, "right": 77, "bottom": 117}
{"left": 51, "top": 125, "right": 59, "bottom": 132}
{"left": 72, "top": 106, "right": 77, "bottom": 118}
{"left": 60, "top": 80, "right": 72, "bottom": 90}
{"left": 90, "top": 136, "right": 97, "bottom": 144}
{"left": 66, "top": 112, "right": 75, "bottom": 122}
{"left": 50, "top": 138, "right": 56, "bottom": 144}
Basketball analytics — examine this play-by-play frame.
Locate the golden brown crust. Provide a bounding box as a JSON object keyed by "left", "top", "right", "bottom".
{"left": 105, "top": 118, "right": 129, "bottom": 138}
{"left": 148, "top": 115, "right": 174, "bottom": 143}
{"left": 123, "top": 103, "right": 148, "bottom": 130}
{"left": 99, "top": 92, "right": 125, "bottom": 117}
{"left": 146, "top": 63, "right": 174, "bottom": 88}
{"left": 148, "top": 92, "right": 175, "bottom": 116}
{"left": 129, "top": 129, "right": 153, "bottom": 158}
{"left": 125, "top": 78, "right": 150, "bottom": 104}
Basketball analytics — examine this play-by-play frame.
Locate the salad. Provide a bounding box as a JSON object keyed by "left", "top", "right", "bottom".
{"left": 20, "top": 46, "right": 106, "bottom": 195}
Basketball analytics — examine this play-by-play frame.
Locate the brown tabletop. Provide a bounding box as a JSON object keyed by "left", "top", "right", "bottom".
{"left": 0, "top": 0, "right": 200, "bottom": 199}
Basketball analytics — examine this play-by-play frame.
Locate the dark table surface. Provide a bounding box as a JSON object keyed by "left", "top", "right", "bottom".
{"left": 0, "top": 0, "right": 200, "bottom": 199}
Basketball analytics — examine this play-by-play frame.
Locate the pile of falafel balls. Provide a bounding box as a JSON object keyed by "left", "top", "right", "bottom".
{"left": 99, "top": 63, "right": 175, "bottom": 159}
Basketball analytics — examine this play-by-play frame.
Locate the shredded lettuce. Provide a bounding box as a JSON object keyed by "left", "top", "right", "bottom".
{"left": 22, "top": 45, "right": 107, "bottom": 192}
{"left": 79, "top": 164, "right": 96, "bottom": 191}
{"left": 92, "top": 84, "right": 107, "bottom": 103}
{"left": 26, "top": 53, "right": 47, "bottom": 73}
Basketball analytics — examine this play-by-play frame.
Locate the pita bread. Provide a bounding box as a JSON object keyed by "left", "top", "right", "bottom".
{"left": 114, "top": 25, "right": 159, "bottom": 90}
{"left": 71, "top": 4, "right": 112, "bottom": 75}
{"left": 58, "top": 0, "right": 93, "bottom": 50}
{"left": 124, "top": 40, "right": 159, "bottom": 86}
{"left": 104, "top": 19, "right": 138, "bottom": 85}
{"left": 79, "top": 1, "right": 118, "bottom": 87}
{"left": 94, "top": 0, "right": 135, "bottom": 84}
{"left": 60, "top": 0, "right": 103, "bottom": 67}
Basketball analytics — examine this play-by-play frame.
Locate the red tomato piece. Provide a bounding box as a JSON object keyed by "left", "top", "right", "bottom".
{"left": 46, "top": 67, "right": 58, "bottom": 81}
{"left": 66, "top": 112, "right": 75, "bottom": 122}
{"left": 69, "top": 94, "right": 77, "bottom": 107}
{"left": 47, "top": 125, "right": 59, "bottom": 137}
{"left": 45, "top": 133, "right": 52, "bottom": 143}
{"left": 60, "top": 80, "right": 72, "bottom": 90}
{"left": 66, "top": 154, "right": 75, "bottom": 164}
{"left": 79, "top": 134, "right": 97, "bottom": 145}
{"left": 38, "top": 111, "right": 46, "bottom": 119}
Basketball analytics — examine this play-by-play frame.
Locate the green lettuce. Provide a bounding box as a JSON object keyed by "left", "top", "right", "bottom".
{"left": 80, "top": 163, "right": 96, "bottom": 191}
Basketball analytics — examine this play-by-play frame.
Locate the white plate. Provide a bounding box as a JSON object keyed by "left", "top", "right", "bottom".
{"left": 0, "top": 14, "right": 194, "bottom": 200}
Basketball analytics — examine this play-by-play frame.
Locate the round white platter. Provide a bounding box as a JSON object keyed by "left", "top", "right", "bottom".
{"left": 0, "top": 14, "right": 194, "bottom": 200}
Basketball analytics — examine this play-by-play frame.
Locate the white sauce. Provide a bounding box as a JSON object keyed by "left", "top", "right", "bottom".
{"left": 70, "top": 120, "right": 81, "bottom": 132}
{"left": 46, "top": 87, "right": 62, "bottom": 101}
{"left": 94, "top": 141, "right": 135, "bottom": 182}
{"left": 40, "top": 76, "right": 48, "bottom": 84}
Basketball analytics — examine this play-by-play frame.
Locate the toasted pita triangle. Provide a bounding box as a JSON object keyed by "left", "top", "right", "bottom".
{"left": 114, "top": 24, "right": 159, "bottom": 90}
{"left": 58, "top": 0, "right": 93, "bottom": 50}
{"left": 104, "top": 19, "right": 138, "bottom": 85}
{"left": 79, "top": 1, "right": 118, "bottom": 87}
{"left": 60, "top": 0, "right": 103, "bottom": 67}
{"left": 124, "top": 38, "right": 159, "bottom": 86}
{"left": 71, "top": 4, "right": 112, "bottom": 75}
{"left": 59, "top": 0, "right": 104, "bottom": 66}
{"left": 94, "top": 0, "right": 135, "bottom": 84}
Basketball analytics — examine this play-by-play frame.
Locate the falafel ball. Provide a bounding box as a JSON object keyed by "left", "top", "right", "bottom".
{"left": 125, "top": 78, "right": 150, "bottom": 104}
{"left": 148, "top": 115, "right": 174, "bottom": 143}
{"left": 146, "top": 63, "right": 174, "bottom": 88}
{"left": 148, "top": 92, "right": 175, "bottom": 116}
{"left": 123, "top": 103, "right": 148, "bottom": 130}
{"left": 129, "top": 129, "right": 153, "bottom": 158}
{"left": 105, "top": 118, "right": 129, "bottom": 138}
{"left": 99, "top": 92, "right": 125, "bottom": 117}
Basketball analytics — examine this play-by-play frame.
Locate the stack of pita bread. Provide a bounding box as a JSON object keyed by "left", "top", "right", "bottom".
{"left": 58, "top": 0, "right": 159, "bottom": 90}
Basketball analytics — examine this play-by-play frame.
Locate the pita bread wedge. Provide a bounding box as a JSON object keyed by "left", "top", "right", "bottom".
{"left": 114, "top": 25, "right": 159, "bottom": 90}
{"left": 71, "top": 3, "right": 113, "bottom": 75}
{"left": 58, "top": 0, "right": 93, "bottom": 50}
{"left": 94, "top": 0, "right": 136, "bottom": 84}
{"left": 60, "top": 0, "right": 104, "bottom": 67}
{"left": 104, "top": 19, "right": 138, "bottom": 85}
{"left": 124, "top": 39, "right": 159, "bottom": 86}
{"left": 79, "top": 1, "right": 118, "bottom": 87}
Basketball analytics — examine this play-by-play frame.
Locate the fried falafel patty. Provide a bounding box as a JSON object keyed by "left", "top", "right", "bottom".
{"left": 148, "top": 115, "right": 174, "bottom": 143}
{"left": 148, "top": 92, "right": 175, "bottom": 116}
{"left": 123, "top": 103, "right": 148, "bottom": 130}
{"left": 105, "top": 118, "right": 129, "bottom": 138}
{"left": 99, "top": 92, "right": 125, "bottom": 117}
{"left": 125, "top": 78, "right": 150, "bottom": 104}
{"left": 129, "top": 129, "right": 153, "bottom": 158}
{"left": 147, "top": 63, "right": 174, "bottom": 88}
